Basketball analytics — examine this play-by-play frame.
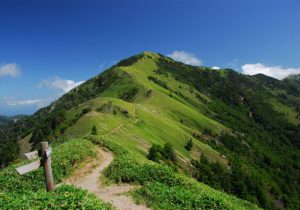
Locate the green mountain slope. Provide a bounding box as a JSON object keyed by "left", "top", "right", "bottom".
{"left": 1, "top": 52, "right": 299, "bottom": 209}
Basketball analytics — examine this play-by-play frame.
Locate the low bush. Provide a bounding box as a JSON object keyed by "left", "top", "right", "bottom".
{"left": 0, "top": 185, "right": 112, "bottom": 209}
{"left": 133, "top": 182, "right": 228, "bottom": 210}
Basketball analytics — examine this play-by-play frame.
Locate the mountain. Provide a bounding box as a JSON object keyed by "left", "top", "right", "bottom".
{"left": 285, "top": 73, "right": 300, "bottom": 82}
{"left": 1, "top": 52, "right": 299, "bottom": 209}
{"left": 283, "top": 74, "right": 300, "bottom": 94}
{"left": 0, "top": 115, "right": 26, "bottom": 126}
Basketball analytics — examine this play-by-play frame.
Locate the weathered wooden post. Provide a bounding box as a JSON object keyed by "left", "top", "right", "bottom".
{"left": 16, "top": 141, "right": 54, "bottom": 192}
{"left": 40, "top": 141, "right": 54, "bottom": 192}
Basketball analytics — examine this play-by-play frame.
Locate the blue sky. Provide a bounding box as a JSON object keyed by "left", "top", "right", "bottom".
{"left": 1, "top": 0, "right": 300, "bottom": 115}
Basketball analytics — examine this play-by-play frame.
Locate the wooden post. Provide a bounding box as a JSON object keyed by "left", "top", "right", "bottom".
{"left": 40, "top": 141, "right": 54, "bottom": 192}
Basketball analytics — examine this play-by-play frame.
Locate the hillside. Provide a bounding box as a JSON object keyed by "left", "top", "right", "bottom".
{"left": 1, "top": 52, "right": 299, "bottom": 209}
{"left": 0, "top": 115, "right": 25, "bottom": 126}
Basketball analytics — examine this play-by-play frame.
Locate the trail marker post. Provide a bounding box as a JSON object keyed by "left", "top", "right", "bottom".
{"left": 16, "top": 141, "right": 54, "bottom": 192}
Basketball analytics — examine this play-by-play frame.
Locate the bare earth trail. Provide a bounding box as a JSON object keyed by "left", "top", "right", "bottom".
{"left": 62, "top": 148, "right": 149, "bottom": 210}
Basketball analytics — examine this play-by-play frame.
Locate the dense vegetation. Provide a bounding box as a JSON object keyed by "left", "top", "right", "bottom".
{"left": 155, "top": 58, "right": 300, "bottom": 209}
{"left": 147, "top": 143, "right": 176, "bottom": 163}
{"left": 88, "top": 136, "right": 260, "bottom": 210}
{"left": 0, "top": 139, "right": 112, "bottom": 209}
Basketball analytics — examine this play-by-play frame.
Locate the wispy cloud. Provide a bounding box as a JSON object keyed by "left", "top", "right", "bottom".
{"left": 38, "top": 77, "right": 84, "bottom": 94}
{"left": 241, "top": 63, "right": 300, "bottom": 80}
{"left": 167, "top": 51, "right": 202, "bottom": 66}
{"left": 4, "top": 97, "right": 52, "bottom": 108}
{"left": 0, "top": 63, "right": 21, "bottom": 78}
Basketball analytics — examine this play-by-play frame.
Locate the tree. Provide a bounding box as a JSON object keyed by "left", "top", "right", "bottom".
{"left": 31, "top": 129, "right": 44, "bottom": 144}
{"left": 162, "top": 143, "right": 176, "bottom": 162}
{"left": 91, "top": 125, "right": 98, "bottom": 135}
{"left": 147, "top": 144, "right": 162, "bottom": 162}
{"left": 185, "top": 139, "right": 193, "bottom": 151}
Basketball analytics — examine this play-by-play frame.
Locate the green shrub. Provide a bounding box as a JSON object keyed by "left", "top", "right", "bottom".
{"left": 185, "top": 139, "right": 193, "bottom": 151}
{"left": 0, "top": 185, "right": 112, "bottom": 209}
{"left": 133, "top": 182, "right": 229, "bottom": 210}
{"left": 104, "top": 154, "right": 183, "bottom": 186}
{"left": 147, "top": 144, "right": 162, "bottom": 162}
{"left": 146, "top": 143, "right": 176, "bottom": 163}
{"left": 91, "top": 125, "right": 98, "bottom": 135}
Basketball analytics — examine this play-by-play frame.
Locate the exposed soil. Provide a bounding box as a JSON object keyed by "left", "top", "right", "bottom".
{"left": 62, "top": 148, "right": 149, "bottom": 210}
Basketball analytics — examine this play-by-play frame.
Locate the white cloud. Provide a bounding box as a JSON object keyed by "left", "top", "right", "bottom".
{"left": 4, "top": 97, "right": 52, "bottom": 109}
{"left": 212, "top": 66, "right": 221, "bottom": 70}
{"left": 241, "top": 63, "right": 300, "bottom": 80}
{"left": 2, "top": 77, "right": 85, "bottom": 111}
{"left": 39, "top": 77, "right": 84, "bottom": 93}
{"left": 167, "top": 51, "right": 202, "bottom": 66}
{"left": 0, "top": 63, "right": 21, "bottom": 78}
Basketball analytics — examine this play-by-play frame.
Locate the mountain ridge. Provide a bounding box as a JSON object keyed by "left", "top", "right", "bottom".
{"left": 1, "top": 52, "right": 299, "bottom": 209}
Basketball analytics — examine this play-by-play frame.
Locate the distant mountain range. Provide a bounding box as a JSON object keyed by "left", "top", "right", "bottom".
{"left": 1, "top": 52, "right": 299, "bottom": 209}
{"left": 0, "top": 115, "right": 25, "bottom": 126}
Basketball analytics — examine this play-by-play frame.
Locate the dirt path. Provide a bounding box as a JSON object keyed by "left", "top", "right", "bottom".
{"left": 133, "top": 106, "right": 140, "bottom": 124}
{"left": 62, "top": 148, "right": 149, "bottom": 210}
{"left": 105, "top": 124, "right": 124, "bottom": 136}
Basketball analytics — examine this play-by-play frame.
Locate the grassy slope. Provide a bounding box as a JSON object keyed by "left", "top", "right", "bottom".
{"left": 65, "top": 52, "right": 228, "bottom": 166}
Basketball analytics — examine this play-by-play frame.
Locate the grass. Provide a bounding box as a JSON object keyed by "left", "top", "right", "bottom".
{"left": 0, "top": 138, "right": 113, "bottom": 209}
{"left": 0, "top": 185, "right": 112, "bottom": 210}
{"left": 269, "top": 98, "right": 300, "bottom": 125}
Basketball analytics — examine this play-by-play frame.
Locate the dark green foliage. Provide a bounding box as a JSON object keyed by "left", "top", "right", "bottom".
{"left": 154, "top": 69, "right": 168, "bottom": 77}
{"left": 148, "top": 76, "right": 169, "bottom": 89}
{"left": 0, "top": 116, "right": 22, "bottom": 126}
{"left": 116, "top": 54, "right": 143, "bottom": 66}
{"left": 31, "top": 129, "right": 45, "bottom": 143}
{"left": 91, "top": 125, "right": 98, "bottom": 135}
{"left": 162, "top": 143, "right": 176, "bottom": 162}
{"left": 82, "top": 107, "right": 91, "bottom": 115}
{"left": 185, "top": 139, "right": 193, "bottom": 151}
{"left": 120, "top": 108, "right": 129, "bottom": 118}
{"left": 120, "top": 87, "right": 138, "bottom": 102}
{"left": 203, "top": 128, "right": 213, "bottom": 135}
{"left": 145, "top": 89, "right": 152, "bottom": 97}
{"left": 147, "top": 144, "right": 162, "bottom": 162}
{"left": 147, "top": 143, "right": 176, "bottom": 163}
{"left": 192, "top": 154, "right": 274, "bottom": 209}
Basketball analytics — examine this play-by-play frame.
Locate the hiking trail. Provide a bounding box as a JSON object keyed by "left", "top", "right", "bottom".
{"left": 62, "top": 148, "right": 149, "bottom": 210}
